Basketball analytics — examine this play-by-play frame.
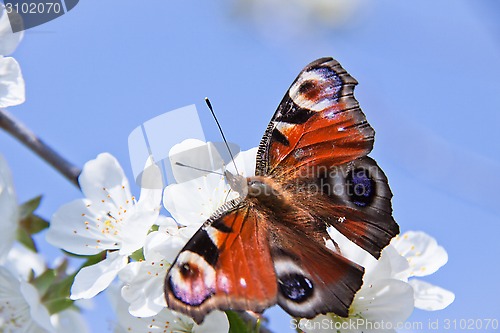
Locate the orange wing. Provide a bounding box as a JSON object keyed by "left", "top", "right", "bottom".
{"left": 164, "top": 200, "right": 277, "bottom": 324}
{"left": 256, "top": 57, "right": 374, "bottom": 179}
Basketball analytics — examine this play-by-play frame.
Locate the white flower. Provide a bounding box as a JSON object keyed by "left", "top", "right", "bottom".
{"left": 0, "top": 154, "right": 18, "bottom": 263}
{"left": 0, "top": 6, "right": 25, "bottom": 108}
{"left": 300, "top": 228, "right": 454, "bottom": 332}
{"left": 0, "top": 240, "right": 90, "bottom": 332}
{"left": 46, "top": 153, "right": 162, "bottom": 299}
{"left": 299, "top": 228, "right": 413, "bottom": 333}
{"left": 163, "top": 139, "right": 257, "bottom": 227}
{"left": 0, "top": 266, "right": 54, "bottom": 333}
{"left": 119, "top": 216, "right": 194, "bottom": 317}
{"left": 391, "top": 231, "right": 455, "bottom": 311}
{"left": 108, "top": 284, "right": 229, "bottom": 333}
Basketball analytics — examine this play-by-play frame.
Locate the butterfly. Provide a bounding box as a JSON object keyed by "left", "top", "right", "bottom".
{"left": 164, "top": 57, "right": 399, "bottom": 324}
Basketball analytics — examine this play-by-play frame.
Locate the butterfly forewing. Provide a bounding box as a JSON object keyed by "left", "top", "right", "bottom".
{"left": 256, "top": 57, "right": 374, "bottom": 178}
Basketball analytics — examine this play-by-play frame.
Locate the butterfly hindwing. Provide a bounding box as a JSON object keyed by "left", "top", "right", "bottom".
{"left": 308, "top": 156, "right": 399, "bottom": 258}
{"left": 268, "top": 220, "right": 364, "bottom": 319}
{"left": 164, "top": 200, "right": 277, "bottom": 324}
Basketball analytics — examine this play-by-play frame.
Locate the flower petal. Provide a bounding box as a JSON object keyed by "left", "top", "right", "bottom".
{"left": 5, "top": 244, "right": 46, "bottom": 279}
{"left": 192, "top": 310, "right": 230, "bottom": 333}
{"left": 78, "top": 153, "right": 132, "bottom": 212}
{"left": 47, "top": 199, "right": 121, "bottom": 255}
{"left": 0, "top": 56, "right": 25, "bottom": 107}
{"left": 70, "top": 251, "right": 128, "bottom": 300}
{"left": 118, "top": 209, "right": 159, "bottom": 255}
{"left": 119, "top": 262, "right": 166, "bottom": 317}
{"left": 118, "top": 156, "right": 162, "bottom": 255}
{"left": 225, "top": 147, "right": 258, "bottom": 177}
{"left": 169, "top": 139, "right": 213, "bottom": 184}
{"left": 163, "top": 172, "right": 232, "bottom": 226}
{"left": 119, "top": 231, "right": 187, "bottom": 317}
{"left": 20, "top": 280, "right": 55, "bottom": 332}
{"left": 0, "top": 154, "right": 18, "bottom": 262}
{"left": 0, "top": 8, "right": 23, "bottom": 55}
{"left": 0, "top": 267, "right": 55, "bottom": 332}
{"left": 163, "top": 142, "right": 257, "bottom": 227}
{"left": 144, "top": 229, "right": 187, "bottom": 263}
{"left": 135, "top": 155, "right": 165, "bottom": 191}
{"left": 354, "top": 278, "right": 414, "bottom": 324}
{"left": 408, "top": 279, "right": 455, "bottom": 311}
{"left": 391, "top": 231, "right": 448, "bottom": 277}
{"left": 109, "top": 283, "right": 229, "bottom": 333}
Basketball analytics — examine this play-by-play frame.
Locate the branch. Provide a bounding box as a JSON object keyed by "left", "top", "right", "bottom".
{"left": 0, "top": 109, "right": 81, "bottom": 188}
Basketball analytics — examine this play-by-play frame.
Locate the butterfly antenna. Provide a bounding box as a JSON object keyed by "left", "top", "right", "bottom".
{"left": 205, "top": 97, "right": 240, "bottom": 175}
{"left": 175, "top": 162, "right": 224, "bottom": 176}
{"left": 224, "top": 188, "right": 233, "bottom": 203}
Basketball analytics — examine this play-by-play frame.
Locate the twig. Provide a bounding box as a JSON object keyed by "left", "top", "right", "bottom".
{"left": 0, "top": 109, "right": 81, "bottom": 188}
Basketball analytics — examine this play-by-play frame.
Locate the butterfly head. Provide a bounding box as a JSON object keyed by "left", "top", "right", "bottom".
{"left": 224, "top": 170, "right": 248, "bottom": 197}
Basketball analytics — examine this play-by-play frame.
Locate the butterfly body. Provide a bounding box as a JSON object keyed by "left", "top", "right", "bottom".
{"left": 165, "top": 57, "right": 399, "bottom": 324}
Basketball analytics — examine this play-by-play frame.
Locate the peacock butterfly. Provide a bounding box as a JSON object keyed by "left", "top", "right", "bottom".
{"left": 164, "top": 57, "right": 399, "bottom": 323}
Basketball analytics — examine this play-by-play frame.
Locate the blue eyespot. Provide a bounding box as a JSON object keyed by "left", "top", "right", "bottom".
{"left": 347, "top": 168, "right": 375, "bottom": 207}
{"left": 279, "top": 273, "right": 314, "bottom": 303}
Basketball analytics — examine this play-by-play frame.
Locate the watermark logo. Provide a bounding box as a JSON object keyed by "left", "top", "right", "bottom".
{"left": 128, "top": 104, "right": 240, "bottom": 189}
{"left": 4, "top": 0, "right": 79, "bottom": 32}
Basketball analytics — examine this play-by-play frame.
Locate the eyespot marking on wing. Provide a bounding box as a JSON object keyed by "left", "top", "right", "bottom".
{"left": 274, "top": 257, "right": 316, "bottom": 304}
{"left": 289, "top": 66, "right": 343, "bottom": 112}
{"left": 279, "top": 273, "right": 314, "bottom": 303}
{"left": 168, "top": 251, "right": 216, "bottom": 306}
{"left": 346, "top": 167, "right": 376, "bottom": 207}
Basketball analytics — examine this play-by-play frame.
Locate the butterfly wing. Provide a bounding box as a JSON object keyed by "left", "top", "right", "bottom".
{"left": 310, "top": 156, "right": 399, "bottom": 258}
{"left": 256, "top": 57, "right": 374, "bottom": 178}
{"left": 256, "top": 57, "right": 398, "bottom": 258}
{"left": 164, "top": 199, "right": 278, "bottom": 324}
{"left": 268, "top": 215, "right": 364, "bottom": 319}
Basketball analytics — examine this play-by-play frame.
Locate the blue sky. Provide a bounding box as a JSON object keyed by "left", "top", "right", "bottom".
{"left": 2, "top": 0, "right": 500, "bottom": 332}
